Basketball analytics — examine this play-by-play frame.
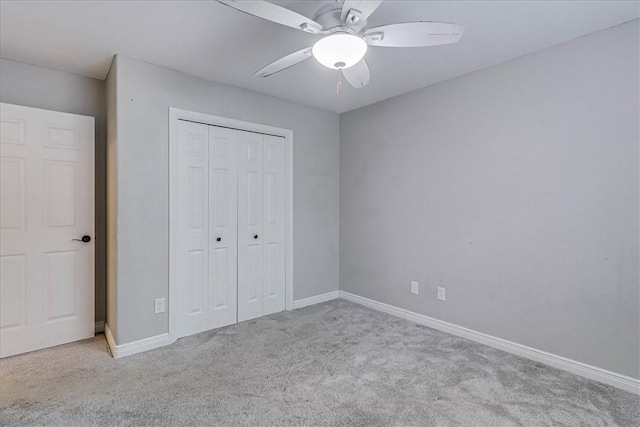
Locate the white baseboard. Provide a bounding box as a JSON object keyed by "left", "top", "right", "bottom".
{"left": 293, "top": 290, "right": 339, "bottom": 309}
{"left": 338, "top": 290, "right": 640, "bottom": 395}
{"left": 104, "top": 324, "right": 173, "bottom": 359}
{"left": 94, "top": 321, "right": 105, "bottom": 334}
{"left": 102, "top": 289, "right": 341, "bottom": 358}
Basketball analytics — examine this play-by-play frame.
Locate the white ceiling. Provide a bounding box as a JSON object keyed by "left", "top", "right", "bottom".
{"left": 1, "top": 0, "right": 638, "bottom": 113}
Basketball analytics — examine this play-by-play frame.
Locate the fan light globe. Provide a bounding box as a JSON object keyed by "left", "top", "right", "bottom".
{"left": 312, "top": 33, "right": 367, "bottom": 70}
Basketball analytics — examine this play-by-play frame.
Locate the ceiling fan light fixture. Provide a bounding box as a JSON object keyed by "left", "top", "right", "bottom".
{"left": 312, "top": 33, "right": 368, "bottom": 70}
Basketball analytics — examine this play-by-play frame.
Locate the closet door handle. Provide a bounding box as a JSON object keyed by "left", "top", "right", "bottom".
{"left": 216, "top": 237, "right": 222, "bottom": 242}
{"left": 254, "top": 235, "right": 258, "bottom": 239}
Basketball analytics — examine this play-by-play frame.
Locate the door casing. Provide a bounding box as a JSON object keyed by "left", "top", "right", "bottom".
{"left": 168, "top": 108, "right": 293, "bottom": 342}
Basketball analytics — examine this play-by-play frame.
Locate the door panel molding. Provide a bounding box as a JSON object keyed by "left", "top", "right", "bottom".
{"left": 169, "top": 108, "right": 293, "bottom": 342}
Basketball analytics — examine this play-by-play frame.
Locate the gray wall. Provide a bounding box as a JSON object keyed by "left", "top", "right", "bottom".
{"left": 109, "top": 55, "right": 340, "bottom": 344}
{"left": 0, "top": 58, "right": 107, "bottom": 325}
{"left": 340, "top": 20, "right": 639, "bottom": 378}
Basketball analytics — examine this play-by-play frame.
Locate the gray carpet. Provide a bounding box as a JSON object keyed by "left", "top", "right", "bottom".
{"left": 1, "top": 299, "right": 638, "bottom": 426}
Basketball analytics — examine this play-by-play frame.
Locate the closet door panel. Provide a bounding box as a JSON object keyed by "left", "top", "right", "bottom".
{"left": 175, "top": 121, "right": 286, "bottom": 336}
{"left": 262, "top": 135, "right": 286, "bottom": 316}
{"left": 237, "top": 131, "right": 264, "bottom": 322}
{"left": 208, "top": 127, "right": 238, "bottom": 329}
{"left": 176, "top": 120, "right": 210, "bottom": 337}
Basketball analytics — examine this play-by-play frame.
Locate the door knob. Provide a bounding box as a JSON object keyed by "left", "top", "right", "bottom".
{"left": 254, "top": 234, "right": 258, "bottom": 239}
{"left": 72, "top": 235, "right": 92, "bottom": 243}
{"left": 216, "top": 237, "right": 222, "bottom": 242}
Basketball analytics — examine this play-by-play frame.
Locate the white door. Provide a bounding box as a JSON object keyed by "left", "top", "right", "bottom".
{"left": 175, "top": 121, "right": 238, "bottom": 338}
{"left": 208, "top": 126, "right": 238, "bottom": 329}
{"left": 261, "top": 135, "right": 286, "bottom": 317}
{"left": 0, "top": 103, "right": 95, "bottom": 358}
{"left": 173, "top": 120, "right": 286, "bottom": 335}
{"left": 175, "top": 120, "right": 210, "bottom": 337}
{"left": 237, "top": 131, "right": 286, "bottom": 322}
{"left": 237, "top": 131, "right": 264, "bottom": 322}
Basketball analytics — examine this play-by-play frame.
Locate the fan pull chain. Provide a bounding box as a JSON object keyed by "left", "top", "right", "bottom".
{"left": 336, "top": 68, "right": 342, "bottom": 94}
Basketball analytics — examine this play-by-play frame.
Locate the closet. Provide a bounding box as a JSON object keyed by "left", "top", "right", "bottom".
{"left": 174, "top": 120, "right": 286, "bottom": 339}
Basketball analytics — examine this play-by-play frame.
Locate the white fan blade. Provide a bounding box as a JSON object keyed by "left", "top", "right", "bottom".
{"left": 255, "top": 47, "right": 313, "bottom": 77}
{"left": 341, "top": 0, "right": 384, "bottom": 22}
{"left": 342, "top": 59, "right": 370, "bottom": 89}
{"left": 216, "top": 0, "right": 323, "bottom": 34}
{"left": 365, "top": 22, "right": 464, "bottom": 47}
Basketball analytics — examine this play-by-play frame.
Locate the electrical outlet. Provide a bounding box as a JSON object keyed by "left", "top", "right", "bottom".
{"left": 410, "top": 281, "right": 419, "bottom": 295}
{"left": 437, "top": 287, "right": 446, "bottom": 301}
{"left": 154, "top": 298, "right": 165, "bottom": 314}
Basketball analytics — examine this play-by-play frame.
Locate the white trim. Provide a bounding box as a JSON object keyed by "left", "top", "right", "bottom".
{"left": 338, "top": 291, "right": 640, "bottom": 395}
{"left": 104, "top": 324, "right": 173, "bottom": 359}
{"left": 293, "top": 291, "right": 339, "bottom": 309}
{"left": 95, "top": 321, "right": 105, "bottom": 334}
{"left": 285, "top": 120, "right": 294, "bottom": 313}
{"left": 168, "top": 107, "right": 294, "bottom": 343}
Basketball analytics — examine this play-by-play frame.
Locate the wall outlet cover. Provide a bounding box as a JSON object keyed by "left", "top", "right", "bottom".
{"left": 154, "top": 298, "right": 166, "bottom": 314}
{"left": 437, "top": 287, "right": 446, "bottom": 301}
{"left": 410, "top": 281, "right": 419, "bottom": 295}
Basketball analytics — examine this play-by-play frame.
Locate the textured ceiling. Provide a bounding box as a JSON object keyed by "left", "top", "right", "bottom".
{"left": 1, "top": 0, "right": 637, "bottom": 113}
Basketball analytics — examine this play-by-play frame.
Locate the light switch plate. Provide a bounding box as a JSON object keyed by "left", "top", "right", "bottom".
{"left": 437, "top": 287, "right": 446, "bottom": 301}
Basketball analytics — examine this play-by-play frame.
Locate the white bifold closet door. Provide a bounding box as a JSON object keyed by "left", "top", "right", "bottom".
{"left": 237, "top": 131, "right": 286, "bottom": 322}
{"left": 175, "top": 122, "right": 238, "bottom": 337}
{"left": 175, "top": 120, "right": 285, "bottom": 339}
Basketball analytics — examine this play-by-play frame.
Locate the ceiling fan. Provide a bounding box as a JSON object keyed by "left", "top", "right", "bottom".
{"left": 216, "top": 0, "right": 464, "bottom": 89}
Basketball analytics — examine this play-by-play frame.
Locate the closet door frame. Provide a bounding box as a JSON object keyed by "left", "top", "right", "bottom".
{"left": 168, "top": 108, "right": 293, "bottom": 342}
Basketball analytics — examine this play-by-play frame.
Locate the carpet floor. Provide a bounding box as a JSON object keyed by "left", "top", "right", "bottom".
{"left": 1, "top": 299, "right": 638, "bottom": 426}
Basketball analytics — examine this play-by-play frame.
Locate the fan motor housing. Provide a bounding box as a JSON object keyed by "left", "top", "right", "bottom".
{"left": 313, "top": 2, "right": 367, "bottom": 34}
